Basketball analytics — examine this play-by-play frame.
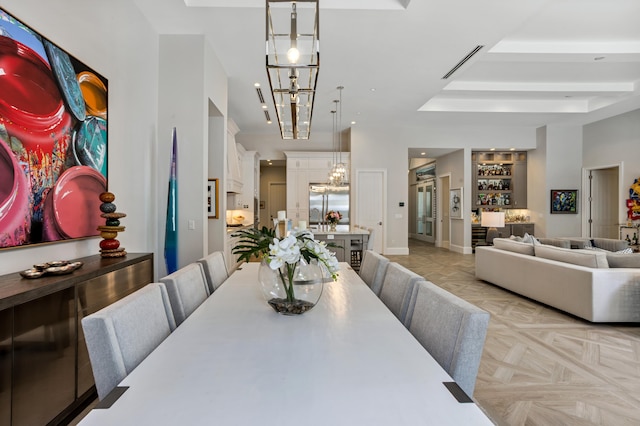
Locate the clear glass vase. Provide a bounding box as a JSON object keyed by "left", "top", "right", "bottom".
{"left": 258, "top": 258, "right": 324, "bottom": 315}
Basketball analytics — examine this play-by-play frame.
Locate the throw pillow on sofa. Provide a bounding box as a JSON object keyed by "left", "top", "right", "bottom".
{"left": 534, "top": 245, "right": 609, "bottom": 268}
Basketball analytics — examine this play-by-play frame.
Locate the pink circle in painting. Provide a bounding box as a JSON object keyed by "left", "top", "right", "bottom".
{"left": 51, "top": 166, "right": 106, "bottom": 239}
{"left": 0, "top": 136, "right": 30, "bottom": 246}
{"left": 41, "top": 188, "right": 63, "bottom": 242}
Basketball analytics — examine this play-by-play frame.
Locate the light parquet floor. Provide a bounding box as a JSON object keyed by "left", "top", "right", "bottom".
{"left": 386, "top": 240, "right": 640, "bottom": 426}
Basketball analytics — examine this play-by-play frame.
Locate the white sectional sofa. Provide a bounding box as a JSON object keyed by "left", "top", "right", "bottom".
{"left": 475, "top": 238, "right": 640, "bottom": 322}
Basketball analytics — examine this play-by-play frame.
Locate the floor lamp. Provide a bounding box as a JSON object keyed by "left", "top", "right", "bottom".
{"left": 482, "top": 211, "right": 505, "bottom": 244}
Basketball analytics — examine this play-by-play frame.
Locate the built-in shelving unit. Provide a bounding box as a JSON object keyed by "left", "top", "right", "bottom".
{"left": 472, "top": 151, "right": 527, "bottom": 208}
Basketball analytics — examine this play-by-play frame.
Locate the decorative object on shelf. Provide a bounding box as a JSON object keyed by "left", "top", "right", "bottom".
{"left": 450, "top": 187, "right": 463, "bottom": 219}
{"left": 165, "top": 127, "right": 178, "bottom": 273}
{"left": 473, "top": 151, "right": 526, "bottom": 209}
{"left": 207, "top": 178, "right": 219, "bottom": 219}
{"left": 626, "top": 177, "right": 640, "bottom": 220}
{"left": 620, "top": 224, "right": 640, "bottom": 245}
{"left": 20, "top": 260, "right": 83, "bottom": 279}
{"left": 231, "top": 227, "right": 339, "bottom": 315}
{"left": 481, "top": 211, "right": 505, "bottom": 244}
{"left": 266, "top": 0, "right": 319, "bottom": 140}
{"left": 98, "top": 191, "right": 127, "bottom": 258}
{"left": 325, "top": 210, "right": 342, "bottom": 231}
{"left": 550, "top": 189, "right": 578, "bottom": 214}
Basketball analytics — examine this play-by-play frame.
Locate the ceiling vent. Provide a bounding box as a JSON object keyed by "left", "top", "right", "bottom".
{"left": 441, "top": 45, "right": 484, "bottom": 79}
{"left": 256, "top": 87, "right": 265, "bottom": 103}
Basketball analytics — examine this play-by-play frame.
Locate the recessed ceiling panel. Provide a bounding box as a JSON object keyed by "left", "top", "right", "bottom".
{"left": 183, "top": 0, "right": 410, "bottom": 10}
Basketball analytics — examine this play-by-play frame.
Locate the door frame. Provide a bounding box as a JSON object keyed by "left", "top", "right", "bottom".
{"left": 413, "top": 179, "right": 436, "bottom": 243}
{"left": 436, "top": 173, "right": 451, "bottom": 249}
{"left": 581, "top": 163, "right": 622, "bottom": 238}
{"left": 267, "top": 181, "right": 286, "bottom": 228}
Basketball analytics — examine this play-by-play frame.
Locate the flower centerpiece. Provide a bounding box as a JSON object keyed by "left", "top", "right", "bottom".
{"left": 232, "top": 227, "right": 340, "bottom": 315}
{"left": 325, "top": 210, "right": 342, "bottom": 231}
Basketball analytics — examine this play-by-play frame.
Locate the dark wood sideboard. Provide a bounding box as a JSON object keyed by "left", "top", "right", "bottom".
{"left": 0, "top": 253, "right": 153, "bottom": 426}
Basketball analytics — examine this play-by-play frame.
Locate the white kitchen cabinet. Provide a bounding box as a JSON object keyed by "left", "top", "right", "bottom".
{"left": 225, "top": 231, "right": 242, "bottom": 272}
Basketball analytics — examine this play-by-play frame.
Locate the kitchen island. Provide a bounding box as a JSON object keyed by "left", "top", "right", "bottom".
{"left": 310, "top": 225, "right": 369, "bottom": 270}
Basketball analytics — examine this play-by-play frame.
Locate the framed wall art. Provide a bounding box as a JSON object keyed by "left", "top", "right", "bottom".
{"left": 0, "top": 7, "right": 108, "bottom": 249}
{"left": 207, "top": 178, "right": 219, "bottom": 219}
{"left": 450, "top": 187, "right": 463, "bottom": 219}
{"left": 550, "top": 189, "right": 578, "bottom": 214}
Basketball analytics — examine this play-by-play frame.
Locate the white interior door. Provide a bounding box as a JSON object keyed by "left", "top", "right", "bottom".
{"left": 356, "top": 169, "right": 385, "bottom": 253}
{"left": 268, "top": 182, "right": 286, "bottom": 228}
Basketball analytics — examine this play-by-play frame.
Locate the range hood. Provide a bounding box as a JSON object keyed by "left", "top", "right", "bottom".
{"left": 226, "top": 119, "right": 243, "bottom": 194}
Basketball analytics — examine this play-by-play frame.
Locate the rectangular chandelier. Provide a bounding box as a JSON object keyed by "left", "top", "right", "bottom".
{"left": 266, "top": 0, "right": 319, "bottom": 140}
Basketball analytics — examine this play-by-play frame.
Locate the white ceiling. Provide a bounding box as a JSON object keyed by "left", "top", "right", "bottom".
{"left": 133, "top": 0, "right": 640, "bottom": 157}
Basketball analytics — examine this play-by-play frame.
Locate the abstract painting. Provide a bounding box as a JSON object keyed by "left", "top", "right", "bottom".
{"left": 0, "top": 7, "right": 108, "bottom": 249}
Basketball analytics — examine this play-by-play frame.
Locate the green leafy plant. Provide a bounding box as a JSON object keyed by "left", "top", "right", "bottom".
{"left": 231, "top": 226, "right": 276, "bottom": 263}
{"left": 232, "top": 227, "right": 342, "bottom": 306}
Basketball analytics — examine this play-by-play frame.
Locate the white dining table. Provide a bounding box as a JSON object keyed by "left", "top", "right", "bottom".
{"left": 79, "top": 263, "right": 494, "bottom": 425}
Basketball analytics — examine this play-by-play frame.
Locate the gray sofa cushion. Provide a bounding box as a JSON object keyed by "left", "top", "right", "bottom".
{"left": 534, "top": 245, "right": 609, "bottom": 268}
{"left": 563, "top": 237, "right": 629, "bottom": 252}
{"left": 493, "top": 238, "right": 534, "bottom": 255}
{"left": 593, "top": 238, "right": 630, "bottom": 252}
{"left": 537, "top": 238, "right": 571, "bottom": 249}
{"left": 605, "top": 252, "right": 640, "bottom": 268}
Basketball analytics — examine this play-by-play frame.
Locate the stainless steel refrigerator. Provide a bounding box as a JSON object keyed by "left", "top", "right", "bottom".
{"left": 309, "top": 184, "right": 350, "bottom": 225}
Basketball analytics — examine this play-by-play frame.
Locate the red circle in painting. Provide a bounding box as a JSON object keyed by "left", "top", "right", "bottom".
{"left": 52, "top": 166, "right": 107, "bottom": 239}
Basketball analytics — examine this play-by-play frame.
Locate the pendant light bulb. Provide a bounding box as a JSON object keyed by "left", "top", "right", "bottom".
{"left": 287, "top": 47, "right": 300, "bottom": 63}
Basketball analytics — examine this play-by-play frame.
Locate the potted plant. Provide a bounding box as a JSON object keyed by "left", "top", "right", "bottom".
{"left": 325, "top": 210, "right": 342, "bottom": 231}
{"left": 232, "top": 227, "right": 340, "bottom": 315}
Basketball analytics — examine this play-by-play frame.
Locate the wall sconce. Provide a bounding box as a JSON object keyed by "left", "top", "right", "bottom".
{"left": 266, "top": 0, "right": 319, "bottom": 140}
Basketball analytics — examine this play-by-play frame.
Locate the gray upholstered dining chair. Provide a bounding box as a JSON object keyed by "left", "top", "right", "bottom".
{"left": 366, "top": 228, "right": 375, "bottom": 250}
{"left": 160, "top": 262, "right": 210, "bottom": 326}
{"left": 358, "top": 250, "right": 389, "bottom": 296}
{"left": 378, "top": 262, "right": 422, "bottom": 325}
{"left": 197, "top": 251, "right": 229, "bottom": 293}
{"left": 81, "top": 282, "right": 176, "bottom": 400}
{"left": 405, "top": 280, "right": 490, "bottom": 397}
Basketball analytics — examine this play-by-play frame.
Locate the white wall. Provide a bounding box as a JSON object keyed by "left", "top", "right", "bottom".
{"left": 156, "top": 35, "right": 228, "bottom": 277}
{"left": 528, "top": 127, "right": 548, "bottom": 235}
{"left": 584, "top": 108, "right": 640, "bottom": 225}
{"left": 0, "top": 0, "right": 160, "bottom": 275}
{"left": 516, "top": 125, "right": 583, "bottom": 238}
{"left": 544, "top": 124, "right": 584, "bottom": 237}
{"left": 434, "top": 150, "right": 468, "bottom": 253}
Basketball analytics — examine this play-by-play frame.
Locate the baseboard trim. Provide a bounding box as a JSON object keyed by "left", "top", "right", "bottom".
{"left": 384, "top": 247, "right": 410, "bottom": 255}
